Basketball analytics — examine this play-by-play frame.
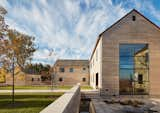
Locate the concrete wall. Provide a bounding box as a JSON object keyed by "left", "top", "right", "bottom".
{"left": 53, "top": 60, "right": 89, "bottom": 86}
{"left": 101, "top": 10, "right": 160, "bottom": 96}
{"left": 40, "top": 84, "right": 81, "bottom": 113}
{"left": 89, "top": 101, "right": 96, "bottom": 113}
{"left": 90, "top": 37, "right": 102, "bottom": 89}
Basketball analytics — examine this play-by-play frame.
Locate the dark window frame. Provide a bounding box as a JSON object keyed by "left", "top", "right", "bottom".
{"left": 138, "top": 74, "right": 143, "bottom": 84}
{"left": 82, "top": 77, "right": 86, "bottom": 82}
{"left": 59, "top": 67, "right": 65, "bottom": 72}
{"left": 83, "top": 67, "right": 86, "bottom": 71}
{"left": 32, "top": 78, "right": 34, "bottom": 82}
{"left": 69, "top": 68, "right": 74, "bottom": 72}
{"left": 132, "top": 15, "right": 136, "bottom": 21}
{"left": 59, "top": 77, "right": 63, "bottom": 82}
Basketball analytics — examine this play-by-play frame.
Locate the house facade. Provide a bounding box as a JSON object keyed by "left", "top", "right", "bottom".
{"left": 5, "top": 73, "right": 42, "bottom": 86}
{"left": 90, "top": 9, "right": 160, "bottom": 96}
{"left": 0, "top": 67, "right": 45, "bottom": 86}
{"left": 52, "top": 60, "right": 89, "bottom": 86}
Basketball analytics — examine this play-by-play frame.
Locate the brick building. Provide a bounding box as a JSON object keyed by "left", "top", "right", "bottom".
{"left": 52, "top": 59, "right": 89, "bottom": 86}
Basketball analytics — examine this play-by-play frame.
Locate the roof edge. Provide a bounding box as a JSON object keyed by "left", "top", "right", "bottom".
{"left": 90, "top": 9, "right": 135, "bottom": 61}
{"left": 89, "top": 9, "right": 160, "bottom": 61}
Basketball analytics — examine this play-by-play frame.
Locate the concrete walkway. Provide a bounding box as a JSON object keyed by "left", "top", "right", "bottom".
{"left": 0, "top": 89, "right": 98, "bottom": 93}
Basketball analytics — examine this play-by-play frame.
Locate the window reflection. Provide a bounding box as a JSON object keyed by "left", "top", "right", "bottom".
{"left": 119, "top": 44, "right": 149, "bottom": 95}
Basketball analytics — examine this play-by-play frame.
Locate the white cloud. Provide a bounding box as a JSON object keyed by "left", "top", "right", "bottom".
{"left": 2, "top": 0, "right": 159, "bottom": 65}
{"left": 147, "top": 5, "right": 160, "bottom": 20}
{"left": 2, "top": 0, "right": 128, "bottom": 64}
{"left": 130, "top": 0, "right": 160, "bottom": 21}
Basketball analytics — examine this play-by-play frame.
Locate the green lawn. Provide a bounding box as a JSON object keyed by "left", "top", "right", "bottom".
{"left": 80, "top": 85, "right": 93, "bottom": 90}
{"left": 0, "top": 92, "right": 63, "bottom": 113}
{"left": 0, "top": 86, "right": 71, "bottom": 90}
{"left": 0, "top": 85, "right": 92, "bottom": 90}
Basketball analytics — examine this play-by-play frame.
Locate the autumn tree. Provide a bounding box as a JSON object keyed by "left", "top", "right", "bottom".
{"left": 0, "top": 6, "right": 8, "bottom": 66}
{"left": 24, "top": 63, "right": 51, "bottom": 75}
{"left": 0, "top": 6, "right": 36, "bottom": 105}
{"left": 0, "top": 6, "right": 36, "bottom": 71}
{"left": 6, "top": 29, "right": 36, "bottom": 71}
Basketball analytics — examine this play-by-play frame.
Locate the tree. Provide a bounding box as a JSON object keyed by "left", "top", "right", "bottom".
{"left": 24, "top": 63, "right": 51, "bottom": 75}
{"left": 0, "top": 68, "right": 7, "bottom": 83}
{"left": 0, "top": 6, "right": 36, "bottom": 106}
{"left": 0, "top": 6, "right": 8, "bottom": 66}
{"left": 6, "top": 29, "right": 36, "bottom": 71}
{"left": 0, "top": 6, "right": 7, "bottom": 39}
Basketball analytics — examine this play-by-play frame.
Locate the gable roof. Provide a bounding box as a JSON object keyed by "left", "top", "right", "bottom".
{"left": 90, "top": 9, "right": 160, "bottom": 61}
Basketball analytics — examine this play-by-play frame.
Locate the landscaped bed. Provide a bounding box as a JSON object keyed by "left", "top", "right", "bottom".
{"left": 0, "top": 92, "right": 63, "bottom": 113}
{"left": 104, "top": 99, "right": 160, "bottom": 113}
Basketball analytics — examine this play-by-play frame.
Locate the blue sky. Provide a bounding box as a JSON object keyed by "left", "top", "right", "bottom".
{"left": 0, "top": 0, "right": 160, "bottom": 65}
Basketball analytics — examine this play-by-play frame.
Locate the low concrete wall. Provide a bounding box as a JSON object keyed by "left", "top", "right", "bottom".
{"left": 40, "top": 84, "right": 81, "bottom": 113}
{"left": 89, "top": 101, "right": 96, "bottom": 113}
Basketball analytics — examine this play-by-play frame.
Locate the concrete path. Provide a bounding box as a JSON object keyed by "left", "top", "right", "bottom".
{"left": 0, "top": 89, "right": 98, "bottom": 93}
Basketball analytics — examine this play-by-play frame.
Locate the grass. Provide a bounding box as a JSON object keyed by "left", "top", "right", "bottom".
{"left": 0, "top": 92, "right": 63, "bottom": 113}
{"left": 81, "top": 85, "right": 93, "bottom": 90}
{"left": 0, "top": 86, "right": 52, "bottom": 90}
{"left": 0, "top": 85, "right": 92, "bottom": 90}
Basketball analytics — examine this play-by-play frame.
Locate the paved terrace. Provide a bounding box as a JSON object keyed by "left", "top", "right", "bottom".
{"left": 91, "top": 97, "right": 160, "bottom": 113}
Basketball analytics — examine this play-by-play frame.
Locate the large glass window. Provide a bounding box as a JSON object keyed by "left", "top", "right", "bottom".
{"left": 119, "top": 44, "right": 149, "bottom": 95}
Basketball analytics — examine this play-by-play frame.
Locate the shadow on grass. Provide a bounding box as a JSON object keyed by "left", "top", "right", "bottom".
{"left": 0, "top": 94, "right": 61, "bottom": 99}
{"left": 0, "top": 100, "right": 54, "bottom": 109}
{"left": 0, "top": 93, "right": 63, "bottom": 113}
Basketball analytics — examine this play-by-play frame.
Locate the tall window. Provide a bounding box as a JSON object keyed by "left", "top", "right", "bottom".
{"left": 59, "top": 77, "right": 63, "bottom": 82}
{"left": 70, "top": 68, "right": 74, "bottom": 72}
{"left": 138, "top": 74, "right": 143, "bottom": 84}
{"left": 82, "top": 77, "right": 86, "bottom": 82}
{"left": 59, "top": 67, "right": 65, "bottom": 72}
{"left": 119, "top": 44, "right": 149, "bottom": 95}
